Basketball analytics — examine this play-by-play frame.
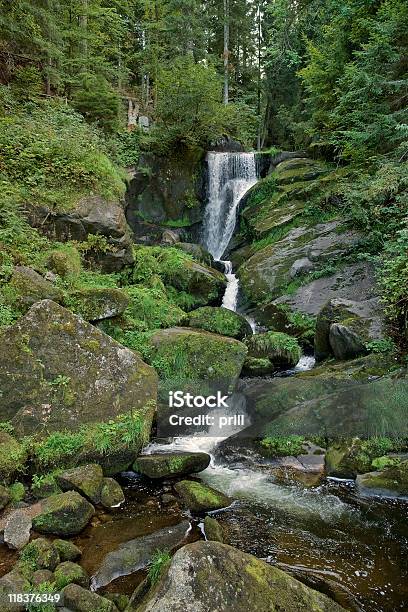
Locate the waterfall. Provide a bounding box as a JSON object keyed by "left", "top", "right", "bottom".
{"left": 201, "top": 152, "right": 258, "bottom": 313}
{"left": 202, "top": 152, "right": 258, "bottom": 261}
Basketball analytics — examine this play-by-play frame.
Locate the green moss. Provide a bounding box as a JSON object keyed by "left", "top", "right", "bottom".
{"left": 0, "top": 431, "right": 27, "bottom": 482}
{"left": 260, "top": 435, "right": 305, "bottom": 457}
{"left": 187, "top": 306, "right": 251, "bottom": 339}
{"left": 372, "top": 455, "right": 401, "bottom": 470}
{"left": 174, "top": 480, "right": 230, "bottom": 511}
{"left": 148, "top": 550, "right": 171, "bottom": 585}
{"left": 9, "top": 481, "right": 25, "bottom": 502}
{"left": 245, "top": 331, "right": 301, "bottom": 365}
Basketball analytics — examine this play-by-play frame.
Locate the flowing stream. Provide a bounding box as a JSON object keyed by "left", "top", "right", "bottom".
{"left": 145, "top": 151, "right": 408, "bottom": 611}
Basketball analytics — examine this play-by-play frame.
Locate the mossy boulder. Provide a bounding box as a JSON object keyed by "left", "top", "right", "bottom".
{"left": 10, "top": 266, "right": 64, "bottom": 310}
{"left": 274, "top": 157, "right": 329, "bottom": 185}
{"left": 203, "top": 516, "right": 224, "bottom": 543}
{"left": 67, "top": 288, "right": 129, "bottom": 321}
{"left": 47, "top": 246, "right": 82, "bottom": 278}
{"left": 133, "top": 452, "right": 211, "bottom": 479}
{"left": 134, "top": 541, "right": 344, "bottom": 612}
{"left": 54, "top": 561, "right": 90, "bottom": 589}
{"left": 356, "top": 459, "right": 408, "bottom": 498}
{"left": 100, "top": 478, "right": 125, "bottom": 508}
{"left": 0, "top": 300, "right": 157, "bottom": 436}
{"left": 186, "top": 306, "right": 252, "bottom": 340}
{"left": 149, "top": 327, "right": 247, "bottom": 393}
{"left": 245, "top": 331, "right": 301, "bottom": 368}
{"left": 174, "top": 480, "right": 231, "bottom": 512}
{"left": 32, "top": 491, "right": 95, "bottom": 536}
{"left": 174, "top": 243, "right": 216, "bottom": 268}
{"left": 242, "top": 357, "right": 276, "bottom": 377}
{"left": 53, "top": 539, "right": 82, "bottom": 562}
{"left": 0, "top": 483, "right": 10, "bottom": 510}
{"left": 0, "top": 432, "right": 27, "bottom": 483}
{"left": 20, "top": 538, "right": 60, "bottom": 571}
{"left": 62, "top": 583, "right": 119, "bottom": 612}
{"left": 56, "top": 464, "right": 104, "bottom": 504}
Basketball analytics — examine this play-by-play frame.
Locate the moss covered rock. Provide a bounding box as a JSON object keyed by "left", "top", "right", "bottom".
{"left": 68, "top": 288, "right": 129, "bottom": 321}
{"left": 0, "top": 300, "right": 157, "bottom": 436}
{"left": 174, "top": 480, "right": 231, "bottom": 512}
{"left": 10, "top": 266, "right": 64, "bottom": 310}
{"left": 32, "top": 491, "right": 95, "bottom": 536}
{"left": 133, "top": 452, "right": 211, "bottom": 479}
{"left": 356, "top": 460, "right": 408, "bottom": 498}
{"left": 187, "top": 306, "right": 252, "bottom": 339}
{"left": 20, "top": 538, "right": 60, "bottom": 571}
{"left": 245, "top": 331, "right": 301, "bottom": 368}
{"left": 134, "top": 541, "right": 344, "bottom": 612}
{"left": 100, "top": 477, "right": 125, "bottom": 508}
{"left": 62, "top": 583, "right": 119, "bottom": 612}
{"left": 54, "top": 561, "right": 89, "bottom": 589}
{"left": 242, "top": 356, "right": 276, "bottom": 377}
{"left": 0, "top": 432, "right": 27, "bottom": 483}
{"left": 203, "top": 516, "right": 224, "bottom": 543}
{"left": 47, "top": 246, "right": 82, "bottom": 278}
{"left": 53, "top": 539, "right": 82, "bottom": 562}
{"left": 56, "top": 464, "right": 104, "bottom": 503}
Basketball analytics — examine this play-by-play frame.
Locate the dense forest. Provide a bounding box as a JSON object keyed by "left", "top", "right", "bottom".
{"left": 0, "top": 2, "right": 407, "bottom": 611}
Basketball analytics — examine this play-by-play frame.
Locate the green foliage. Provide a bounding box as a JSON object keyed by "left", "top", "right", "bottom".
{"left": 148, "top": 549, "right": 171, "bottom": 585}
{"left": 247, "top": 331, "right": 301, "bottom": 364}
{"left": 260, "top": 435, "right": 305, "bottom": 457}
{"left": 25, "top": 582, "right": 58, "bottom": 612}
{"left": 8, "top": 481, "right": 25, "bottom": 503}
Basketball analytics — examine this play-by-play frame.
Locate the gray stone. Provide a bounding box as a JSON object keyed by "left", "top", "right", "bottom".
{"left": 4, "top": 510, "right": 32, "bottom": 550}
{"left": 289, "top": 257, "right": 315, "bottom": 278}
{"left": 54, "top": 561, "right": 90, "bottom": 588}
{"left": 329, "top": 323, "right": 367, "bottom": 360}
{"left": 53, "top": 539, "right": 82, "bottom": 562}
{"left": 0, "top": 569, "right": 26, "bottom": 611}
{"left": 32, "top": 491, "right": 95, "bottom": 536}
{"left": 100, "top": 478, "right": 125, "bottom": 508}
{"left": 57, "top": 464, "right": 104, "bottom": 504}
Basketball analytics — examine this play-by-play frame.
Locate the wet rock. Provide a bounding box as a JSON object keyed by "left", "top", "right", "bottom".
{"left": 100, "top": 478, "right": 125, "bottom": 508}
{"left": 133, "top": 452, "right": 211, "bottom": 479}
{"left": 270, "top": 444, "right": 326, "bottom": 488}
{"left": 54, "top": 561, "right": 90, "bottom": 589}
{"left": 31, "top": 569, "right": 55, "bottom": 585}
{"left": 62, "top": 583, "right": 119, "bottom": 612}
{"left": 20, "top": 538, "right": 60, "bottom": 570}
{"left": 10, "top": 266, "right": 64, "bottom": 310}
{"left": 356, "top": 459, "right": 408, "bottom": 498}
{"left": 174, "top": 480, "right": 231, "bottom": 512}
{"left": 0, "top": 300, "right": 157, "bottom": 443}
{"left": 203, "top": 516, "right": 224, "bottom": 543}
{"left": 56, "top": 464, "right": 104, "bottom": 504}
{"left": 186, "top": 306, "right": 252, "bottom": 340}
{"left": 68, "top": 288, "right": 129, "bottom": 321}
{"left": 53, "top": 539, "right": 82, "bottom": 562}
{"left": 3, "top": 509, "right": 32, "bottom": 549}
{"left": 0, "top": 484, "right": 10, "bottom": 510}
{"left": 92, "top": 520, "right": 190, "bottom": 590}
{"left": 132, "top": 541, "right": 344, "bottom": 612}
{"left": 32, "top": 491, "right": 95, "bottom": 536}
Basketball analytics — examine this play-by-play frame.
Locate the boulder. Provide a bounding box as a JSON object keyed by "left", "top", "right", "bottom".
{"left": 0, "top": 300, "right": 157, "bottom": 437}
{"left": 62, "top": 583, "right": 119, "bottom": 612}
{"left": 32, "top": 491, "right": 95, "bottom": 536}
{"left": 356, "top": 460, "right": 408, "bottom": 498}
{"left": 174, "top": 243, "right": 215, "bottom": 268}
{"left": 149, "top": 327, "right": 247, "bottom": 393}
{"left": 53, "top": 539, "right": 82, "bottom": 562}
{"left": 186, "top": 307, "right": 252, "bottom": 340}
{"left": 133, "top": 452, "right": 211, "bottom": 479}
{"left": 26, "top": 196, "right": 134, "bottom": 272}
{"left": 174, "top": 480, "right": 230, "bottom": 512}
{"left": 3, "top": 509, "right": 32, "bottom": 550}
{"left": 242, "top": 357, "right": 276, "bottom": 377}
{"left": 161, "top": 229, "right": 180, "bottom": 245}
{"left": 10, "top": 266, "right": 64, "bottom": 309}
{"left": 0, "top": 484, "right": 10, "bottom": 510}
{"left": 31, "top": 569, "right": 55, "bottom": 586}
{"left": 203, "top": 516, "right": 224, "bottom": 543}
{"left": 168, "top": 260, "right": 226, "bottom": 309}
{"left": 56, "top": 464, "right": 104, "bottom": 504}
{"left": 245, "top": 331, "right": 301, "bottom": 368}
{"left": 91, "top": 520, "right": 190, "bottom": 590}
{"left": 100, "top": 478, "right": 125, "bottom": 508}
{"left": 315, "top": 297, "right": 383, "bottom": 361}
{"left": 54, "top": 561, "right": 90, "bottom": 589}
{"left": 0, "top": 569, "right": 26, "bottom": 612}
{"left": 132, "top": 541, "right": 344, "bottom": 612}
{"left": 20, "top": 538, "right": 60, "bottom": 571}
{"left": 68, "top": 288, "right": 129, "bottom": 321}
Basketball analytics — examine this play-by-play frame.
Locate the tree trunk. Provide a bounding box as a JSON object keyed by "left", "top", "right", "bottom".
{"left": 80, "top": 0, "right": 88, "bottom": 61}
{"left": 223, "top": 0, "right": 229, "bottom": 105}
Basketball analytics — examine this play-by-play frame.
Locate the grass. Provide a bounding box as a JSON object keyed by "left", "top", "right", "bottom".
{"left": 148, "top": 549, "right": 171, "bottom": 584}
{"left": 260, "top": 435, "right": 306, "bottom": 457}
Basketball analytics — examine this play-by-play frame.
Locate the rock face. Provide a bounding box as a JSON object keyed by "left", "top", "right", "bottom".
{"left": 3, "top": 509, "right": 32, "bottom": 550}
{"left": 315, "top": 297, "right": 383, "bottom": 361}
{"left": 174, "top": 480, "right": 230, "bottom": 512}
{"left": 10, "top": 266, "right": 64, "bottom": 309}
{"left": 186, "top": 306, "right": 252, "bottom": 340}
{"left": 133, "top": 541, "right": 344, "bottom": 612}
{"left": 133, "top": 452, "right": 211, "bottom": 479}
{"left": 149, "top": 327, "right": 247, "bottom": 393}
{"left": 26, "top": 196, "right": 134, "bottom": 272}
{"left": 356, "top": 460, "right": 408, "bottom": 498}
{"left": 68, "top": 288, "right": 130, "bottom": 321}
{"left": 92, "top": 520, "right": 190, "bottom": 590}
{"left": 32, "top": 491, "right": 95, "bottom": 536}
{"left": 0, "top": 300, "right": 157, "bottom": 435}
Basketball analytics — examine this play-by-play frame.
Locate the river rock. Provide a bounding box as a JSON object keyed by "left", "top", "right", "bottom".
{"left": 26, "top": 196, "right": 134, "bottom": 272}
{"left": 356, "top": 459, "right": 408, "bottom": 498}
{"left": 32, "top": 491, "right": 95, "bottom": 536}
{"left": 62, "top": 583, "right": 119, "bottom": 612}
{"left": 0, "top": 300, "right": 157, "bottom": 438}
{"left": 53, "top": 539, "right": 82, "bottom": 562}
{"left": 203, "top": 516, "right": 224, "bottom": 543}
{"left": 174, "top": 480, "right": 231, "bottom": 512}
{"left": 100, "top": 478, "right": 125, "bottom": 508}
{"left": 68, "top": 288, "right": 130, "bottom": 321}
{"left": 54, "top": 561, "right": 90, "bottom": 588}
{"left": 21, "top": 538, "right": 60, "bottom": 570}
{"left": 131, "top": 541, "right": 344, "bottom": 612}
{"left": 92, "top": 520, "right": 190, "bottom": 590}
{"left": 186, "top": 306, "right": 252, "bottom": 340}
{"left": 134, "top": 452, "right": 211, "bottom": 479}
{"left": 56, "top": 464, "right": 104, "bottom": 504}
{"left": 10, "top": 266, "right": 64, "bottom": 309}
{"left": 3, "top": 509, "right": 32, "bottom": 549}
{"left": 31, "top": 569, "right": 55, "bottom": 585}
